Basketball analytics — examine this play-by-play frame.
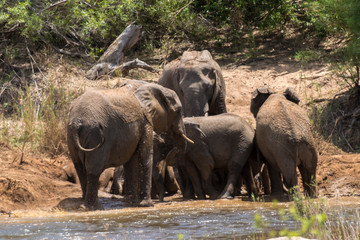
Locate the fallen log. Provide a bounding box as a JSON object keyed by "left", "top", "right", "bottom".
{"left": 86, "top": 22, "right": 150, "bottom": 80}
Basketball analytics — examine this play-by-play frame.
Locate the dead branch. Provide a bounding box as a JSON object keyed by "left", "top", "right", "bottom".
{"left": 170, "top": 0, "right": 195, "bottom": 24}
{"left": 41, "top": 0, "right": 68, "bottom": 12}
{"left": 86, "top": 22, "right": 143, "bottom": 80}
{"left": 110, "top": 58, "right": 159, "bottom": 76}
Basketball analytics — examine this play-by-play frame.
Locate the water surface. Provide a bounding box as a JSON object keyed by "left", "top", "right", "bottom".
{"left": 1, "top": 197, "right": 359, "bottom": 239}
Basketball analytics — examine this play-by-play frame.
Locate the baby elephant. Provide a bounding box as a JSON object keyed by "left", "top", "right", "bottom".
{"left": 251, "top": 87, "right": 318, "bottom": 197}
{"left": 183, "top": 113, "right": 256, "bottom": 199}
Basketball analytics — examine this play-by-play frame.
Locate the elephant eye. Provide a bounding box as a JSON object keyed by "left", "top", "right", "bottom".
{"left": 208, "top": 69, "right": 216, "bottom": 80}
{"left": 202, "top": 68, "right": 211, "bottom": 76}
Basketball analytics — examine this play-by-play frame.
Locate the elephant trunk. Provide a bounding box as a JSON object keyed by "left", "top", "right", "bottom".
{"left": 183, "top": 92, "right": 209, "bottom": 117}
{"left": 170, "top": 123, "right": 191, "bottom": 165}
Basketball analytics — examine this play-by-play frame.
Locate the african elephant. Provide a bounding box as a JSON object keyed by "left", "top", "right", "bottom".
{"left": 250, "top": 87, "right": 318, "bottom": 197}
{"left": 67, "top": 83, "right": 193, "bottom": 210}
{"left": 182, "top": 113, "right": 257, "bottom": 199}
{"left": 158, "top": 50, "right": 227, "bottom": 117}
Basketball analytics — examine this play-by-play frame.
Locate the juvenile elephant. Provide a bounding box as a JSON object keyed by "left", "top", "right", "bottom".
{"left": 67, "top": 83, "right": 192, "bottom": 210}
{"left": 183, "top": 113, "right": 257, "bottom": 199}
{"left": 158, "top": 50, "right": 227, "bottom": 117}
{"left": 250, "top": 87, "right": 318, "bottom": 197}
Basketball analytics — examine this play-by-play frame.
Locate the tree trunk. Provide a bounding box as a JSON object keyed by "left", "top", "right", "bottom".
{"left": 85, "top": 22, "right": 142, "bottom": 80}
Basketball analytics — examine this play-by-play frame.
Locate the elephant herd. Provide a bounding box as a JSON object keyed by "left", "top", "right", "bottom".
{"left": 67, "top": 50, "right": 318, "bottom": 210}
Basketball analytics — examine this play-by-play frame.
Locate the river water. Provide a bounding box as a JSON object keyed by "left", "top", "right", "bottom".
{"left": 1, "top": 197, "right": 359, "bottom": 239}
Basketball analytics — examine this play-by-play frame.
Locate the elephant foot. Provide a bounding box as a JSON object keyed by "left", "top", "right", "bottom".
{"left": 219, "top": 192, "right": 234, "bottom": 200}
{"left": 207, "top": 190, "right": 219, "bottom": 200}
{"left": 270, "top": 192, "right": 289, "bottom": 201}
{"left": 196, "top": 195, "right": 206, "bottom": 200}
{"left": 80, "top": 201, "right": 104, "bottom": 211}
{"left": 182, "top": 190, "right": 195, "bottom": 200}
{"left": 138, "top": 199, "right": 154, "bottom": 207}
{"left": 209, "top": 194, "right": 219, "bottom": 200}
{"left": 124, "top": 194, "right": 137, "bottom": 204}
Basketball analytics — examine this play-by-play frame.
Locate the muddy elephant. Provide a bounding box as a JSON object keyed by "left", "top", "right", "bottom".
{"left": 182, "top": 113, "right": 257, "bottom": 199}
{"left": 250, "top": 87, "right": 318, "bottom": 197}
{"left": 67, "top": 83, "right": 193, "bottom": 210}
{"left": 158, "top": 50, "right": 227, "bottom": 117}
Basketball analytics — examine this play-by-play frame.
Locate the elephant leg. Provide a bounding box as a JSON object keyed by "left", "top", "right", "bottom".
{"left": 69, "top": 149, "right": 87, "bottom": 199}
{"left": 298, "top": 144, "right": 318, "bottom": 197}
{"left": 73, "top": 160, "right": 87, "bottom": 199}
{"left": 152, "top": 160, "right": 166, "bottom": 201}
{"left": 242, "top": 161, "right": 258, "bottom": 197}
{"left": 84, "top": 173, "right": 103, "bottom": 210}
{"left": 266, "top": 163, "right": 284, "bottom": 196}
{"left": 83, "top": 152, "right": 106, "bottom": 210}
{"left": 175, "top": 163, "right": 195, "bottom": 199}
{"left": 110, "top": 166, "right": 124, "bottom": 195}
{"left": 298, "top": 163, "right": 316, "bottom": 197}
{"left": 137, "top": 127, "right": 154, "bottom": 207}
{"left": 164, "top": 166, "right": 179, "bottom": 196}
{"left": 261, "top": 164, "right": 271, "bottom": 195}
{"left": 185, "top": 158, "right": 206, "bottom": 200}
{"left": 219, "top": 150, "right": 251, "bottom": 199}
{"left": 190, "top": 150, "right": 218, "bottom": 200}
{"left": 219, "top": 163, "right": 243, "bottom": 199}
{"left": 278, "top": 157, "right": 298, "bottom": 194}
{"left": 124, "top": 153, "right": 139, "bottom": 205}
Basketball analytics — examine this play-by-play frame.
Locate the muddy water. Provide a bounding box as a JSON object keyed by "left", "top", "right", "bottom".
{"left": 1, "top": 197, "right": 359, "bottom": 239}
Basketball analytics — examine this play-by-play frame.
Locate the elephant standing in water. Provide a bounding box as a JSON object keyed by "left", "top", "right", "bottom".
{"left": 250, "top": 87, "right": 318, "bottom": 197}
{"left": 158, "top": 50, "right": 227, "bottom": 198}
{"left": 158, "top": 50, "right": 227, "bottom": 117}
{"left": 183, "top": 113, "right": 257, "bottom": 199}
{"left": 67, "top": 83, "right": 192, "bottom": 210}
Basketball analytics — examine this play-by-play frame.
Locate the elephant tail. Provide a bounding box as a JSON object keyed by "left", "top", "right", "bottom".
{"left": 73, "top": 123, "right": 105, "bottom": 152}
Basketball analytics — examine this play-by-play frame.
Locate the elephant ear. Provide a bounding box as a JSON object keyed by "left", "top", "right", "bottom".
{"left": 209, "top": 67, "right": 226, "bottom": 114}
{"left": 184, "top": 122, "right": 206, "bottom": 139}
{"left": 135, "top": 84, "right": 172, "bottom": 134}
{"left": 250, "top": 87, "right": 274, "bottom": 118}
{"left": 283, "top": 87, "right": 300, "bottom": 104}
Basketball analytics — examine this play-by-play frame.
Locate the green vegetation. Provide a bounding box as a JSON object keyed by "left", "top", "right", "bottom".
{"left": 255, "top": 188, "right": 360, "bottom": 239}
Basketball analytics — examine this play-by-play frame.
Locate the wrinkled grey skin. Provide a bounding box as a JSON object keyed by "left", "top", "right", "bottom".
{"left": 109, "top": 134, "right": 179, "bottom": 201}
{"left": 158, "top": 50, "right": 227, "bottom": 117}
{"left": 67, "top": 83, "right": 190, "bottom": 210}
{"left": 152, "top": 133, "right": 179, "bottom": 201}
{"left": 250, "top": 87, "right": 318, "bottom": 197}
{"left": 183, "top": 113, "right": 256, "bottom": 199}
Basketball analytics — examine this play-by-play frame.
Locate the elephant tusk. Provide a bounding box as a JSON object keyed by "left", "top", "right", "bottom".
{"left": 182, "top": 133, "right": 194, "bottom": 144}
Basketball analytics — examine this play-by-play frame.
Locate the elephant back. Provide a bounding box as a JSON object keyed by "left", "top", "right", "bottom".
{"left": 257, "top": 94, "right": 314, "bottom": 143}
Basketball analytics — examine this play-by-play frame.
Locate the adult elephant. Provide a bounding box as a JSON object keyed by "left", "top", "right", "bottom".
{"left": 183, "top": 113, "right": 257, "bottom": 199}
{"left": 250, "top": 87, "right": 318, "bottom": 197}
{"left": 158, "top": 50, "right": 227, "bottom": 117}
{"left": 67, "top": 83, "right": 193, "bottom": 210}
